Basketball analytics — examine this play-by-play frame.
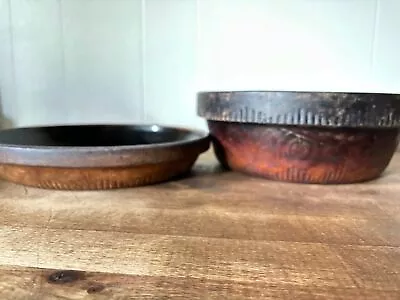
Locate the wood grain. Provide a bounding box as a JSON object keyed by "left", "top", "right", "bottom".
{"left": 0, "top": 266, "right": 399, "bottom": 300}
{"left": 0, "top": 150, "right": 399, "bottom": 299}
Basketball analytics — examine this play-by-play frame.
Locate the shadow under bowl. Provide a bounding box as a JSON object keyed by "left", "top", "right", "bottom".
{"left": 207, "top": 120, "right": 400, "bottom": 184}
{"left": 0, "top": 124, "right": 210, "bottom": 190}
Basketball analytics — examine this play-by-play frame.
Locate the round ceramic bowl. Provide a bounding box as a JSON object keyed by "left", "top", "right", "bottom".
{"left": 198, "top": 91, "right": 400, "bottom": 184}
{"left": 0, "top": 124, "right": 209, "bottom": 190}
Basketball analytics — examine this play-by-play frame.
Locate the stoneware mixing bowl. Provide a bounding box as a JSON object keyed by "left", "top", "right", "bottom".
{"left": 198, "top": 91, "right": 400, "bottom": 184}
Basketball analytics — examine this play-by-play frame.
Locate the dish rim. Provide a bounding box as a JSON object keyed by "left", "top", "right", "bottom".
{"left": 0, "top": 123, "right": 210, "bottom": 168}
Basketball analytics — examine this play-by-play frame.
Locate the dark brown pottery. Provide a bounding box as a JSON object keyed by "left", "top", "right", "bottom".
{"left": 0, "top": 124, "right": 209, "bottom": 190}
{"left": 198, "top": 91, "right": 400, "bottom": 184}
{"left": 209, "top": 121, "right": 399, "bottom": 184}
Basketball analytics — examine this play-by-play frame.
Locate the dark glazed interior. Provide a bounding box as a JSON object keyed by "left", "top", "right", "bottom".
{"left": 0, "top": 125, "right": 200, "bottom": 147}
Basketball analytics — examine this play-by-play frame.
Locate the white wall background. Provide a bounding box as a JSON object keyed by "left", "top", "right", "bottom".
{"left": 0, "top": 0, "right": 399, "bottom": 130}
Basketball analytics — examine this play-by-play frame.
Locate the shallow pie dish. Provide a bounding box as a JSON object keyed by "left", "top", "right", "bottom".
{"left": 0, "top": 124, "right": 209, "bottom": 190}
{"left": 198, "top": 91, "right": 400, "bottom": 184}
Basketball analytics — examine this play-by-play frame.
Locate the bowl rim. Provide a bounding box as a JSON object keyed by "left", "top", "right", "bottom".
{"left": 197, "top": 90, "right": 400, "bottom": 96}
{"left": 196, "top": 91, "right": 400, "bottom": 128}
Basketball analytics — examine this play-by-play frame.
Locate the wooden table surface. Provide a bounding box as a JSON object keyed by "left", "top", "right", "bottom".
{"left": 0, "top": 150, "right": 399, "bottom": 299}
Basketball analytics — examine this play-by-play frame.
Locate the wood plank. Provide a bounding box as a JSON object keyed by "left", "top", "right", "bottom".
{"left": 0, "top": 187, "right": 399, "bottom": 247}
{"left": 0, "top": 151, "right": 399, "bottom": 298}
{"left": 0, "top": 226, "right": 399, "bottom": 291}
{"left": 0, "top": 153, "right": 399, "bottom": 247}
{"left": 0, "top": 266, "right": 399, "bottom": 300}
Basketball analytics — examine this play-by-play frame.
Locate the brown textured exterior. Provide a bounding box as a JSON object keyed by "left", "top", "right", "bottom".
{"left": 208, "top": 120, "right": 400, "bottom": 184}
{"left": 0, "top": 125, "right": 209, "bottom": 190}
{"left": 0, "top": 159, "right": 196, "bottom": 190}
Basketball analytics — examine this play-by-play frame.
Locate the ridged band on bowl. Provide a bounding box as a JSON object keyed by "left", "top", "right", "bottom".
{"left": 198, "top": 91, "right": 400, "bottom": 128}
{"left": 208, "top": 121, "right": 400, "bottom": 184}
